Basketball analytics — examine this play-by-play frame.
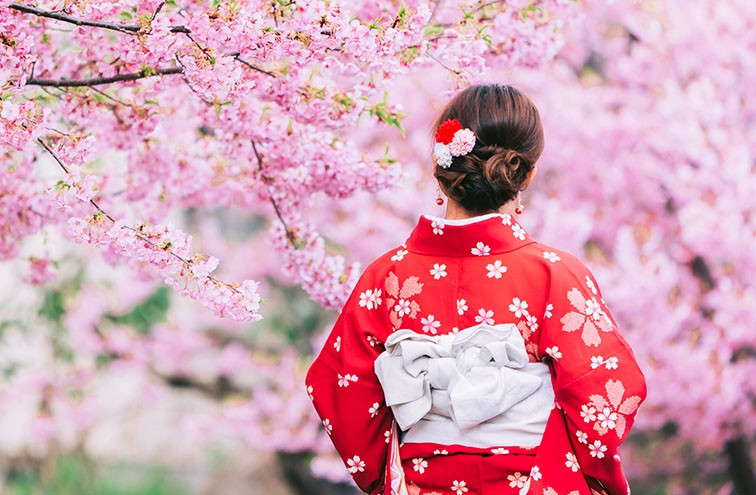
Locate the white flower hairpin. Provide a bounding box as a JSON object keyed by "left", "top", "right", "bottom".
{"left": 433, "top": 118, "right": 476, "bottom": 168}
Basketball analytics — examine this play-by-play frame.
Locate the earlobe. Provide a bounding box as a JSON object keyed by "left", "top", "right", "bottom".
{"left": 523, "top": 166, "right": 538, "bottom": 189}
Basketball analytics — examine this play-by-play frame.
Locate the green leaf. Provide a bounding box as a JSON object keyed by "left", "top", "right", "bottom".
{"left": 39, "top": 290, "right": 65, "bottom": 324}
{"left": 105, "top": 287, "right": 170, "bottom": 335}
{"left": 423, "top": 24, "right": 443, "bottom": 36}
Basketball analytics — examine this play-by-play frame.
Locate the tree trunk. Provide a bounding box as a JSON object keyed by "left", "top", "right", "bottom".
{"left": 277, "top": 452, "right": 360, "bottom": 495}
{"left": 726, "top": 437, "right": 756, "bottom": 495}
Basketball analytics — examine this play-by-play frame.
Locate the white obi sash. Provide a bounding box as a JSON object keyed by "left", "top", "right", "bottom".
{"left": 374, "top": 323, "right": 554, "bottom": 448}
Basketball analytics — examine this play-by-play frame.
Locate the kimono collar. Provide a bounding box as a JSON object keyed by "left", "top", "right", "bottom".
{"left": 405, "top": 213, "right": 535, "bottom": 257}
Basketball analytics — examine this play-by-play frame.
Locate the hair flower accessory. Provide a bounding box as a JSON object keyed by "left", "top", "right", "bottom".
{"left": 433, "top": 118, "right": 476, "bottom": 168}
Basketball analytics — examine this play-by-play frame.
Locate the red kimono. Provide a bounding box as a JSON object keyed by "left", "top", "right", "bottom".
{"left": 306, "top": 213, "right": 647, "bottom": 495}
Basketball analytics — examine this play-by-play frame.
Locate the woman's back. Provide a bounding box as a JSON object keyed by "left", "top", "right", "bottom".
{"left": 305, "top": 84, "right": 646, "bottom": 495}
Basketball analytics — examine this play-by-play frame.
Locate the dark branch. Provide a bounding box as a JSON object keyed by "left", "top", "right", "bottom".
{"left": 9, "top": 3, "right": 190, "bottom": 34}
{"left": 230, "top": 52, "right": 278, "bottom": 77}
{"left": 251, "top": 140, "right": 297, "bottom": 246}
{"left": 25, "top": 66, "right": 183, "bottom": 87}
{"left": 425, "top": 50, "right": 461, "bottom": 75}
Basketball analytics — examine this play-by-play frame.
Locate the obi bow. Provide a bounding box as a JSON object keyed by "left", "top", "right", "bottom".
{"left": 374, "top": 323, "right": 543, "bottom": 431}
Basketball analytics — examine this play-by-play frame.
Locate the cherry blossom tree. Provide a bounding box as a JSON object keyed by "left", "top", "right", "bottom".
{"left": 1, "top": 0, "right": 754, "bottom": 493}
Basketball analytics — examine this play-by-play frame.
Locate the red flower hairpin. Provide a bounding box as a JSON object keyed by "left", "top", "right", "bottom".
{"left": 433, "top": 118, "right": 476, "bottom": 168}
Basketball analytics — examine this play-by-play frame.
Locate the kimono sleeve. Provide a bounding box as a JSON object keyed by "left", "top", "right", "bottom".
{"left": 538, "top": 254, "right": 648, "bottom": 495}
{"left": 305, "top": 271, "right": 394, "bottom": 495}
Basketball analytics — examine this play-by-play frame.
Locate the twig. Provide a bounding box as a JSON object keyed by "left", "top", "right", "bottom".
{"left": 90, "top": 87, "right": 136, "bottom": 108}
{"left": 183, "top": 32, "right": 214, "bottom": 62}
{"left": 425, "top": 50, "right": 461, "bottom": 75}
{"left": 230, "top": 52, "right": 278, "bottom": 77}
{"left": 173, "top": 54, "right": 214, "bottom": 105}
{"left": 473, "top": 0, "right": 506, "bottom": 14}
{"left": 251, "top": 140, "right": 298, "bottom": 246}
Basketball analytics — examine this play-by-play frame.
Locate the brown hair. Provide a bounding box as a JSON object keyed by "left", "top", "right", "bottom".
{"left": 433, "top": 84, "right": 544, "bottom": 214}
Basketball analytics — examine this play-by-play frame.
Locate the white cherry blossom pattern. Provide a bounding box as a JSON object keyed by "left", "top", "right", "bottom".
{"left": 491, "top": 448, "right": 510, "bottom": 454}
{"left": 486, "top": 259, "right": 508, "bottom": 278}
{"left": 433, "top": 449, "right": 449, "bottom": 455}
{"left": 587, "top": 379, "right": 643, "bottom": 437}
{"left": 451, "top": 480, "right": 469, "bottom": 494}
{"left": 525, "top": 313, "right": 539, "bottom": 331}
{"left": 544, "top": 303, "right": 554, "bottom": 319}
{"left": 501, "top": 214, "right": 512, "bottom": 225}
{"left": 507, "top": 472, "right": 529, "bottom": 488}
{"left": 543, "top": 251, "right": 561, "bottom": 263}
{"left": 421, "top": 314, "right": 441, "bottom": 334}
{"left": 391, "top": 248, "right": 408, "bottom": 261}
{"left": 457, "top": 298, "right": 468, "bottom": 315}
{"left": 583, "top": 298, "right": 608, "bottom": 322}
{"left": 452, "top": 326, "right": 459, "bottom": 334}
{"left": 560, "top": 288, "right": 614, "bottom": 347}
{"left": 471, "top": 242, "right": 491, "bottom": 256}
{"left": 323, "top": 418, "right": 333, "bottom": 435}
{"left": 511, "top": 223, "right": 526, "bottom": 240}
{"left": 369, "top": 402, "right": 381, "bottom": 418}
{"left": 597, "top": 407, "right": 618, "bottom": 430}
{"left": 529, "top": 465, "right": 542, "bottom": 481}
{"left": 432, "top": 220, "right": 445, "bottom": 235}
{"left": 430, "top": 263, "right": 448, "bottom": 279}
{"left": 347, "top": 455, "right": 365, "bottom": 473}
{"left": 565, "top": 452, "right": 580, "bottom": 472}
{"left": 581, "top": 404, "right": 597, "bottom": 423}
{"left": 545, "top": 346, "right": 563, "bottom": 359}
{"left": 333, "top": 336, "right": 341, "bottom": 352}
{"left": 412, "top": 457, "right": 428, "bottom": 474}
{"left": 337, "top": 373, "right": 358, "bottom": 388}
{"left": 366, "top": 335, "right": 380, "bottom": 347}
{"left": 590, "top": 355, "right": 619, "bottom": 370}
{"left": 306, "top": 385, "right": 314, "bottom": 400}
{"left": 384, "top": 430, "right": 391, "bottom": 443}
{"left": 509, "top": 297, "right": 530, "bottom": 318}
{"left": 358, "top": 288, "right": 382, "bottom": 310}
{"left": 395, "top": 299, "right": 411, "bottom": 317}
{"left": 575, "top": 430, "right": 588, "bottom": 444}
{"left": 590, "top": 439, "right": 607, "bottom": 459}
{"left": 585, "top": 275, "right": 598, "bottom": 295}
{"left": 475, "top": 308, "right": 495, "bottom": 325}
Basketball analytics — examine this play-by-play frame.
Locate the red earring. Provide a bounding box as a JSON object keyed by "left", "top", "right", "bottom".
{"left": 514, "top": 193, "right": 523, "bottom": 214}
{"left": 435, "top": 186, "right": 444, "bottom": 206}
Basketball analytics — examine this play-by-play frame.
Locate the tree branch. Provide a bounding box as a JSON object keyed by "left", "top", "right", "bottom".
{"left": 36, "top": 137, "right": 245, "bottom": 297}
{"left": 251, "top": 140, "right": 298, "bottom": 246}
{"left": 8, "top": 3, "right": 189, "bottom": 35}
{"left": 25, "top": 66, "right": 183, "bottom": 87}
{"left": 230, "top": 52, "right": 278, "bottom": 77}
{"left": 425, "top": 50, "right": 461, "bottom": 75}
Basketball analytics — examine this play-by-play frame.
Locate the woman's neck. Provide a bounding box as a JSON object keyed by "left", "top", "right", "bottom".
{"left": 443, "top": 198, "right": 518, "bottom": 220}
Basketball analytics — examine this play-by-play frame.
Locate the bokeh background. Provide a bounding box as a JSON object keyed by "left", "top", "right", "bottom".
{"left": 1, "top": 0, "right": 754, "bottom": 494}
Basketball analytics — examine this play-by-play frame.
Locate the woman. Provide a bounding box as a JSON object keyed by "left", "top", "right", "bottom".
{"left": 305, "top": 84, "right": 647, "bottom": 495}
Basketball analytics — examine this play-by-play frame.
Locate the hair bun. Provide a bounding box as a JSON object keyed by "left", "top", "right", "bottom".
{"left": 479, "top": 146, "right": 531, "bottom": 184}
{"left": 432, "top": 84, "right": 544, "bottom": 214}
